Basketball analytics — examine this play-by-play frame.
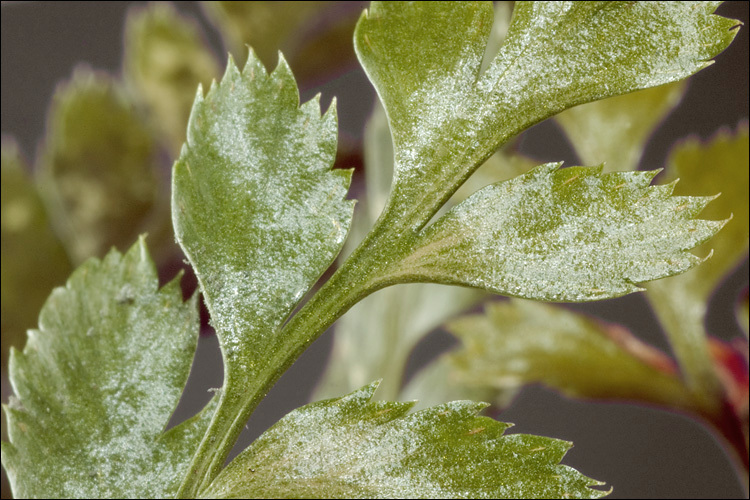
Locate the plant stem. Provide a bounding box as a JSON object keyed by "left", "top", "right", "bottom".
{"left": 176, "top": 207, "right": 414, "bottom": 498}
{"left": 645, "top": 280, "right": 724, "bottom": 412}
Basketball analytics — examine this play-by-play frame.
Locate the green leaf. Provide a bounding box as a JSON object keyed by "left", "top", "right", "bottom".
{"left": 316, "top": 100, "right": 535, "bottom": 403}
{"left": 354, "top": 1, "right": 738, "bottom": 230}
{"left": 124, "top": 2, "right": 220, "bottom": 155}
{"left": 315, "top": 103, "right": 484, "bottom": 402}
{"left": 446, "top": 300, "right": 696, "bottom": 410}
{"left": 203, "top": 382, "right": 608, "bottom": 499}
{"left": 392, "top": 163, "right": 723, "bottom": 302}
{"left": 658, "top": 125, "right": 749, "bottom": 300}
{"left": 172, "top": 51, "right": 354, "bottom": 494}
{"left": 201, "top": 1, "right": 359, "bottom": 84}
{"left": 1, "top": 239, "right": 213, "bottom": 499}
{"left": 645, "top": 126, "right": 749, "bottom": 405}
{"left": 37, "top": 69, "right": 160, "bottom": 263}
{"left": 1, "top": 140, "right": 71, "bottom": 365}
{"left": 173, "top": 50, "right": 353, "bottom": 383}
{"left": 555, "top": 82, "right": 687, "bottom": 173}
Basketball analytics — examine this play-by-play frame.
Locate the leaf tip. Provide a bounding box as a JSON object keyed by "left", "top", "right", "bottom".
{"left": 368, "top": 378, "right": 383, "bottom": 393}
{"left": 647, "top": 167, "right": 663, "bottom": 180}
{"left": 273, "top": 50, "right": 293, "bottom": 76}
{"left": 701, "top": 248, "right": 716, "bottom": 264}
{"left": 223, "top": 52, "right": 241, "bottom": 80}
{"left": 194, "top": 81, "right": 205, "bottom": 102}
{"left": 135, "top": 233, "right": 148, "bottom": 260}
{"left": 326, "top": 95, "right": 338, "bottom": 117}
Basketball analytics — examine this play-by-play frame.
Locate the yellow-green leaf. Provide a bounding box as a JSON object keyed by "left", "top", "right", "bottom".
{"left": 1, "top": 140, "right": 71, "bottom": 365}
{"left": 446, "top": 300, "right": 696, "bottom": 409}
{"left": 37, "top": 69, "right": 159, "bottom": 263}
{"left": 658, "top": 125, "right": 750, "bottom": 300}
{"left": 203, "top": 382, "right": 608, "bottom": 499}
{"left": 1, "top": 239, "right": 213, "bottom": 499}
{"left": 555, "top": 82, "right": 687, "bottom": 173}
{"left": 124, "top": 2, "right": 220, "bottom": 155}
{"left": 394, "top": 163, "right": 723, "bottom": 302}
{"left": 645, "top": 125, "right": 750, "bottom": 405}
{"left": 201, "top": 1, "right": 360, "bottom": 84}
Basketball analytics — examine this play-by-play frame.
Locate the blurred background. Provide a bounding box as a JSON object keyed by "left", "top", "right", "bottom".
{"left": 2, "top": 2, "right": 748, "bottom": 498}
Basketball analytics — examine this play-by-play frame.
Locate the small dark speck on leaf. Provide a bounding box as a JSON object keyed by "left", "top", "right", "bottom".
{"left": 116, "top": 284, "right": 136, "bottom": 305}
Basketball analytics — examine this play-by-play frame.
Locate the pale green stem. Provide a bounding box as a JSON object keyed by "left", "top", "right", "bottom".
{"left": 176, "top": 206, "right": 416, "bottom": 498}
{"left": 645, "top": 279, "right": 723, "bottom": 413}
{"left": 176, "top": 131, "right": 512, "bottom": 496}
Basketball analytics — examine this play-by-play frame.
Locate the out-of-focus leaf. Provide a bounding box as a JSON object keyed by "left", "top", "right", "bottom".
{"left": 1, "top": 140, "right": 71, "bottom": 365}
{"left": 354, "top": 1, "right": 738, "bottom": 231}
{"left": 201, "top": 1, "right": 362, "bottom": 84}
{"left": 37, "top": 69, "right": 159, "bottom": 264}
{"left": 556, "top": 82, "right": 687, "bottom": 173}
{"left": 400, "top": 353, "right": 512, "bottom": 412}
{"left": 445, "top": 300, "right": 696, "bottom": 410}
{"left": 201, "top": 1, "right": 326, "bottom": 67}
{"left": 315, "top": 282, "right": 484, "bottom": 402}
{"left": 1, "top": 239, "right": 214, "bottom": 499}
{"left": 203, "top": 382, "right": 608, "bottom": 499}
{"left": 394, "top": 163, "right": 723, "bottom": 302}
{"left": 646, "top": 126, "right": 749, "bottom": 404}
{"left": 173, "top": 49, "right": 353, "bottom": 404}
{"left": 479, "top": 0, "right": 514, "bottom": 73}
{"left": 658, "top": 125, "right": 749, "bottom": 299}
{"left": 124, "top": 2, "right": 220, "bottom": 155}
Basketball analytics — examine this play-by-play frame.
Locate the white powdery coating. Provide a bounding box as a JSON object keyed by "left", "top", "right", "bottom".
{"left": 357, "top": 1, "right": 731, "bottom": 233}
{"left": 203, "top": 383, "right": 604, "bottom": 499}
{"left": 3, "top": 241, "right": 206, "bottom": 499}
{"left": 173, "top": 52, "right": 354, "bottom": 375}
{"left": 402, "top": 164, "right": 718, "bottom": 301}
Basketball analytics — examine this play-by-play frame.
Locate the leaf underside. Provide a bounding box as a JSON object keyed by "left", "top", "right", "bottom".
{"left": 1, "top": 239, "right": 214, "bottom": 499}
{"left": 203, "top": 382, "right": 608, "bottom": 499}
